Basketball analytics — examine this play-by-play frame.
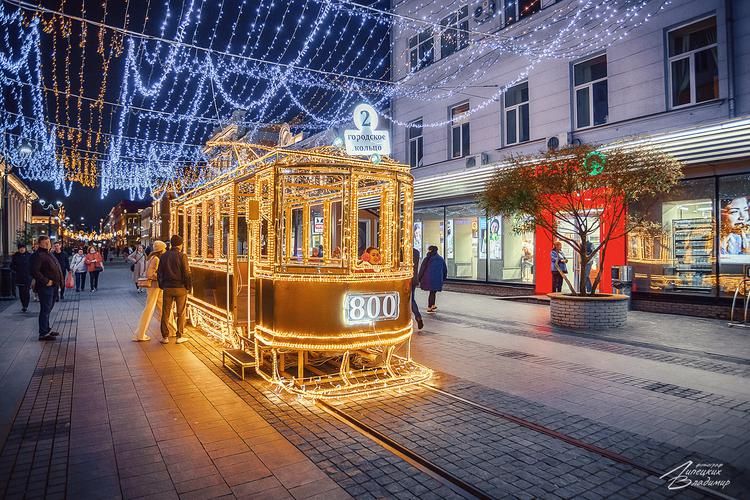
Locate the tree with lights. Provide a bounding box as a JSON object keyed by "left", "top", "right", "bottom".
{"left": 479, "top": 144, "right": 683, "bottom": 296}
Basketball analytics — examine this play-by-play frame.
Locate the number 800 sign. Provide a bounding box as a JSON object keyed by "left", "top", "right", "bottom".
{"left": 344, "top": 292, "right": 400, "bottom": 325}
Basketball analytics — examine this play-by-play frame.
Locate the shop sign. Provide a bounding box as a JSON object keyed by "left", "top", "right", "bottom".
{"left": 313, "top": 216, "right": 324, "bottom": 234}
{"left": 584, "top": 151, "right": 606, "bottom": 176}
{"left": 344, "top": 103, "right": 392, "bottom": 156}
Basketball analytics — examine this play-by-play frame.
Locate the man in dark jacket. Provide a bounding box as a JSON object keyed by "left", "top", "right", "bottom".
{"left": 10, "top": 243, "right": 32, "bottom": 312}
{"left": 412, "top": 247, "right": 423, "bottom": 330}
{"left": 31, "top": 236, "right": 63, "bottom": 341}
{"left": 52, "top": 241, "right": 70, "bottom": 300}
{"left": 158, "top": 234, "right": 192, "bottom": 344}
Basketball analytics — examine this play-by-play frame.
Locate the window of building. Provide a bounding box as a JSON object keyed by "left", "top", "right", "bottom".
{"left": 719, "top": 174, "right": 750, "bottom": 297}
{"left": 574, "top": 54, "right": 608, "bottom": 129}
{"left": 414, "top": 207, "right": 444, "bottom": 259}
{"left": 450, "top": 102, "right": 470, "bottom": 158}
{"left": 487, "top": 214, "right": 535, "bottom": 283}
{"left": 408, "top": 119, "right": 424, "bottom": 168}
{"left": 504, "top": 0, "right": 541, "bottom": 25}
{"left": 409, "top": 29, "right": 434, "bottom": 71}
{"left": 440, "top": 6, "right": 469, "bottom": 59}
{"left": 446, "top": 204, "right": 486, "bottom": 281}
{"left": 628, "top": 178, "right": 716, "bottom": 296}
{"left": 505, "top": 82, "right": 529, "bottom": 145}
{"left": 668, "top": 16, "right": 718, "bottom": 108}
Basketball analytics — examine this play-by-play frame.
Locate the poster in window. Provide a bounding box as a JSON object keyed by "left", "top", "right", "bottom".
{"left": 313, "top": 216, "right": 324, "bottom": 234}
{"left": 479, "top": 218, "right": 487, "bottom": 259}
{"left": 446, "top": 220, "right": 454, "bottom": 258}
{"left": 720, "top": 192, "right": 750, "bottom": 263}
{"left": 413, "top": 221, "right": 422, "bottom": 251}
{"left": 488, "top": 216, "right": 502, "bottom": 260}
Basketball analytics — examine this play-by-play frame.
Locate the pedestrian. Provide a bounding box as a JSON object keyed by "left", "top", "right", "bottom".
{"left": 133, "top": 240, "right": 167, "bottom": 342}
{"left": 157, "top": 235, "right": 192, "bottom": 345}
{"left": 85, "top": 245, "right": 104, "bottom": 292}
{"left": 10, "top": 243, "right": 32, "bottom": 312}
{"left": 51, "top": 241, "right": 71, "bottom": 301}
{"left": 551, "top": 241, "right": 568, "bottom": 293}
{"left": 412, "top": 247, "right": 423, "bottom": 330}
{"left": 127, "top": 244, "right": 147, "bottom": 293}
{"left": 102, "top": 246, "right": 109, "bottom": 262}
{"left": 70, "top": 248, "right": 87, "bottom": 292}
{"left": 30, "top": 242, "right": 39, "bottom": 302}
{"left": 585, "top": 241, "right": 595, "bottom": 294}
{"left": 31, "top": 236, "right": 63, "bottom": 341}
{"left": 418, "top": 245, "right": 447, "bottom": 313}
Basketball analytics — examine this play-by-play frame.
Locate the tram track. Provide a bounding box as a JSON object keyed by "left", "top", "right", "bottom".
{"left": 319, "top": 383, "right": 738, "bottom": 500}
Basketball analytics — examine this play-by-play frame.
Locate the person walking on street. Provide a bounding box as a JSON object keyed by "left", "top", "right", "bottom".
{"left": 85, "top": 246, "right": 104, "bottom": 292}
{"left": 133, "top": 240, "right": 167, "bottom": 342}
{"left": 52, "top": 242, "right": 70, "bottom": 301}
{"left": 10, "top": 243, "right": 32, "bottom": 312}
{"left": 418, "top": 245, "right": 447, "bottom": 313}
{"left": 70, "top": 248, "right": 87, "bottom": 292}
{"left": 31, "top": 236, "right": 63, "bottom": 341}
{"left": 412, "top": 247, "right": 423, "bottom": 330}
{"left": 157, "top": 235, "right": 192, "bottom": 344}
{"left": 551, "top": 241, "right": 568, "bottom": 293}
{"left": 30, "top": 242, "right": 39, "bottom": 302}
{"left": 127, "top": 244, "right": 147, "bottom": 293}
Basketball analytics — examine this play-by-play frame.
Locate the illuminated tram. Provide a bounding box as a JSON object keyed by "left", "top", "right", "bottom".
{"left": 170, "top": 143, "right": 431, "bottom": 398}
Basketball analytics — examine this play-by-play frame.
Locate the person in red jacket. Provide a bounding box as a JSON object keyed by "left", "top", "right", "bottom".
{"left": 31, "top": 236, "right": 63, "bottom": 341}
{"left": 84, "top": 246, "right": 104, "bottom": 292}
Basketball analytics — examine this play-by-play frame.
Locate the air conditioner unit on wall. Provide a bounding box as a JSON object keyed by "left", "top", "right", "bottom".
{"left": 546, "top": 132, "right": 569, "bottom": 151}
{"left": 473, "top": 0, "right": 496, "bottom": 24}
{"left": 465, "top": 152, "right": 490, "bottom": 168}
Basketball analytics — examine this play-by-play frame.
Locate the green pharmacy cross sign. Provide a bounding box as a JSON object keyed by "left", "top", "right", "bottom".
{"left": 584, "top": 151, "right": 606, "bottom": 176}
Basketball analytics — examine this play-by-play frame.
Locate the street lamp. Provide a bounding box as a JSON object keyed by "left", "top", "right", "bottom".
{"left": 0, "top": 140, "right": 33, "bottom": 299}
{"left": 39, "top": 199, "right": 62, "bottom": 241}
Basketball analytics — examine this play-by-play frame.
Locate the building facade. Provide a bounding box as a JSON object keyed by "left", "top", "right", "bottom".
{"left": 0, "top": 166, "right": 37, "bottom": 254}
{"left": 139, "top": 207, "right": 152, "bottom": 248}
{"left": 390, "top": 0, "right": 750, "bottom": 316}
{"left": 105, "top": 200, "right": 151, "bottom": 250}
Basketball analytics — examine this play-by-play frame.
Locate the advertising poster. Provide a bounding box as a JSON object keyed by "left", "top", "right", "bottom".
{"left": 413, "top": 221, "right": 423, "bottom": 251}
{"left": 446, "top": 220, "right": 454, "bottom": 258}
{"left": 720, "top": 194, "right": 750, "bottom": 263}
{"left": 313, "top": 216, "right": 324, "bottom": 234}
{"left": 488, "top": 216, "right": 502, "bottom": 260}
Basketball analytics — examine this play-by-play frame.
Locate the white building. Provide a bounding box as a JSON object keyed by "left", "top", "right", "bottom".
{"left": 390, "top": 0, "right": 750, "bottom": 316}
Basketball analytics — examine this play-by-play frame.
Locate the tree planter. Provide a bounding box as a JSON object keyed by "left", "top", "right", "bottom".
{"left": 548, "top": 293, "right": 629, "bottom": 329}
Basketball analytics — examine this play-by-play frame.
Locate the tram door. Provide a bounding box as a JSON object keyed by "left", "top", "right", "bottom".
{"left": 557, "top": 215, "right": 600, "bottom": 294}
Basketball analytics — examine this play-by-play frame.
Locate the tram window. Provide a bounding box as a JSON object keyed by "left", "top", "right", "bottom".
{"left": 290, "top": 207, "right": 304, "bottom": 258}
{"left": 310, "top": 204, "right": 324, "bottom": 256}
{"left": 207, "top": 207, "right": 215, "bottom": 259}
{"left": 178, "top": 214, "right": 185, "bottom": 241}
{"left": 260, "top": 218, "right": 269, "bottom": 257}
{"left": 237, "top": 217, "right": 248, "bottom": 257}
{"left": 221, "top": 216, "right": 230, "bottom": 257}
{"left": 186, "top": 214, "right": 192, "bottom": 255}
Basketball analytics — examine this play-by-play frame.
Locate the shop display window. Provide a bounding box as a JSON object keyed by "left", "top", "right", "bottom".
{"left": 487, "top": 215, "right": 535, "bottom": 284}
{"left": 628, "top": 178, "right": 716, "bottom": 295}
{"left": 718, "top": 175, "right": 750, "bottom": 297}
{"left": 446, "top": 205, "right": 486, "bottom": 281}
{"left": 413, "top": 206, "right": 444, "bottom": 260}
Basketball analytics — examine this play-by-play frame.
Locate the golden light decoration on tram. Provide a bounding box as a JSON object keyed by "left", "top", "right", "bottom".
{"left": 170, "top": 144, "right": 430, "bottom": 399}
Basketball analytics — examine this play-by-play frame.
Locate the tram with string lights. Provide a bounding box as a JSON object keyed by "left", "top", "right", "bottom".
{"left": 170, "top": 142, "right": 431, "bottom": 398}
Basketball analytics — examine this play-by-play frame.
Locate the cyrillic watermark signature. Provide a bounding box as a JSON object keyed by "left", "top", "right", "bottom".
{"left": 660, "top": 461, "right": 731, "bottom": 491}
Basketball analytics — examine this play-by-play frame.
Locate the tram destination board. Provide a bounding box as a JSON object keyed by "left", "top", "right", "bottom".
{"left": 344, "top": 292, "right": 400, "bottom": 325}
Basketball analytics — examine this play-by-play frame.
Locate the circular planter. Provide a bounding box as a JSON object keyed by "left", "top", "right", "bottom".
{"left": 547, "top": 293, "right": 629, "bottom": 329}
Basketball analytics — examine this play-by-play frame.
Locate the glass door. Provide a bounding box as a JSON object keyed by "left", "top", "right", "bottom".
{"left": 557, "top": 215, "right": 601, "bottom": 293}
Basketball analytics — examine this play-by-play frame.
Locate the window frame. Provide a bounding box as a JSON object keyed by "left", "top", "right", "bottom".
{"left": 504, "top": 81, "right": 529, "bottom": 146}
{"left": 407, "top": 118, "right": 424, "bottom": 169}
{"left": 573, "top": 54, "right": 608, "bottom": 130}
{"left": 408, "top": 29, "right": 434, "bottom": 72}
{"left": 667, "top": 15, "right": 719, "bottom": 110}
{"left": 440, "top": 6, "right": 469, "bottom": 59}
{"left": 449, "top": 102, "right": 470, "bottom": 159}
{"left": 504, "top": 0, "right": 542, "bottom": 26}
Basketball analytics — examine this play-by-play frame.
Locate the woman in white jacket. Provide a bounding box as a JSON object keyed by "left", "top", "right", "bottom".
{"left": 127, "top": 245, "right": 148, "bottom": 293}
{"left": 133, "top": 241, "right": 167, "bottom": 341}
{"left": 70, "top": 248, "right": 88, "bottom": 292}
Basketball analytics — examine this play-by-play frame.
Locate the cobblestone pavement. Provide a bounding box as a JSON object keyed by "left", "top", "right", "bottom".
{"left": 0, "top": 266, "right": 747, "bottom": 499}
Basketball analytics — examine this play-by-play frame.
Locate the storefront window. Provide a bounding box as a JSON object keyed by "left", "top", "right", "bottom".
{"left": 719, "top": 174, "right": 750, "bottom": 297}
{"left": 629, "top": 178, "right": 716, "bottom": 295}
{"left": 446, "top": 205, "right": 486, "bottom": 281}
{"left": 487, "top": 215, "right": 535, "bottom": 283}
{"left": 413, "top": 206, "right": 444, "bottom": 259}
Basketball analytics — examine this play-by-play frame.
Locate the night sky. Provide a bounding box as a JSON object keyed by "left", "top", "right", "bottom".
{"left": 14, "top": 0, "right": 390, "bottom": 225}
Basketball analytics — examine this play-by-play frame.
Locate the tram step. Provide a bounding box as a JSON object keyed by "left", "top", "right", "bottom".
{"left": 222, "top": 349, "right": 257, "bottom": 381}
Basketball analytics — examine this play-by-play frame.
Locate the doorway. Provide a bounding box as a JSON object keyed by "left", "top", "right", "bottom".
{"left": 557, "top": 215, "right": 601, "bottom": 294}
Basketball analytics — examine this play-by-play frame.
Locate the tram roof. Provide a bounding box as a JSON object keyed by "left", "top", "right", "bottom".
{"left": 174, "top": 144, "right": 409, "bottom": 203}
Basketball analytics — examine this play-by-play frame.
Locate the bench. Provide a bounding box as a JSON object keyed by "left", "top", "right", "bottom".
{"left": 222, "top": 335, "right": 257, "bottom": 380}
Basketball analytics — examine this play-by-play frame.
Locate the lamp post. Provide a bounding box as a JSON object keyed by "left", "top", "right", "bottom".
{"left": 0, "top": 141, "right": 33, "bottom": 299}
{"left": 39, "top": 199, "right": 62, "bottom": 242}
